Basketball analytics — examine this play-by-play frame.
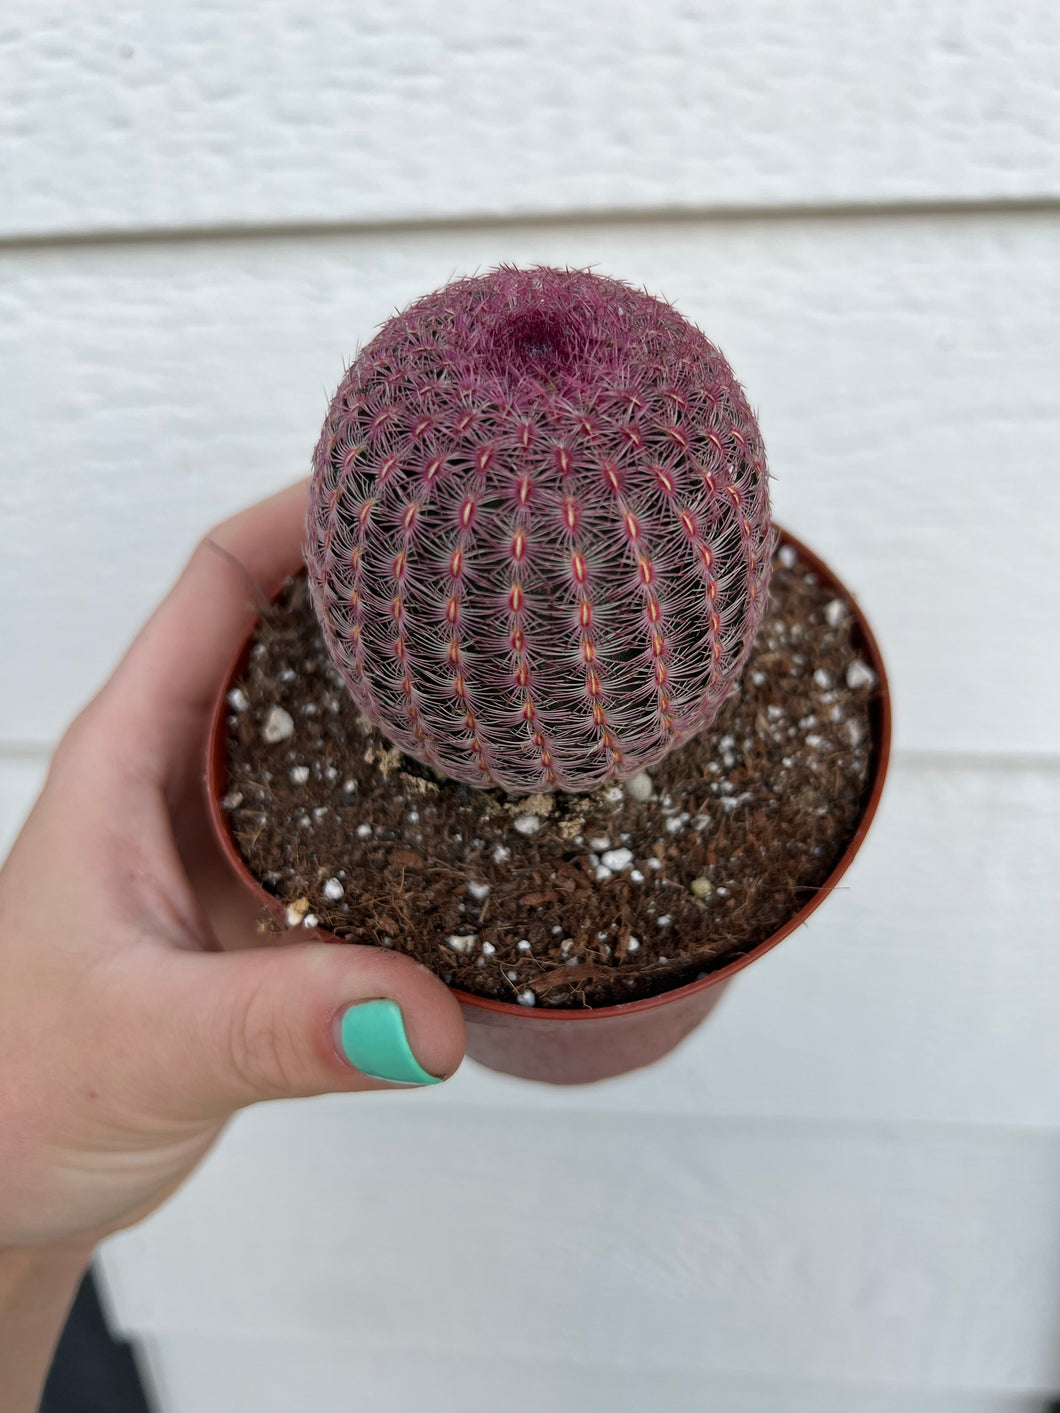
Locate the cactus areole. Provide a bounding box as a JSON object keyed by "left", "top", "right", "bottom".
{"left": 306, "top": 265, "right": 773, "bottom": 795}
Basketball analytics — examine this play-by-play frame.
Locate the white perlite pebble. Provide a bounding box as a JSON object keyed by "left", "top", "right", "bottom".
{"left": 355, "top": 823, "right": 372, "bottom": 839}
{"left": 289, "top": 765, "right": 310, "bottom": 785}
{"left": 322, "top": 878, "right": 344, "bottom": 901}
{"left": 778, "top": 544, "right": 797, "bottom": 569}
{"left": 657, "top": 914, "right": 673, "bottom": 928}
{"left": 601, "top": 847, "right": 634, "bottom": 871}
{"left": 445, "top": 933, "right": 477, "bottom": 954}
{"left": 589, "top": 836, "right": 612, "bottom": 852}
{"left": 625, "top": 772, "right": 653, "bottom": 802}
{"left": 813, "top": 669, "right": 833, "bottom": 690}
{"left": 302, "top": 914, "right": 319, "bottom": 929}
{"left": 221, "top": 790, "right": 243, "bottom": 810}
{"left": 226, "top": 687, "right": 249, "bottom": 713}
{"left": 594, "top": 864, "right": 613, "bottom": 882}
{"left": 492, "top": 844, "right": 511, "bottom": 865}
{"left": 846, "top": 659, "right": 877, "bottom": 690}
{"left": 602, "top": 786, "right": 624, "bottom": 805}
{"left": 630, "top": 869, "right": 646, "bottom": 884}
{"left": 261, "top": 705, "right": 294, "bottom": 743}
{"left": 482, "top": 941, "right": 496, "bottom": 955}
{"left": 690, "top": 876, "right": 714, "bottom": 898}
{"left": 285, "top": 897, "right": 309, "bottom": 927}
{"left": 518, "top": 990, "right": 537, "bottom": 1007}
{"left": 627, "top": 937, "right": 640, "bottom": 953}
{"left": 825, "top": 598, "right": 846, "bottom": 628}
{"left": 467, "top": 880, "right": 491, "bottom": 903}
{"left": 513, "top": 814, "right": 541, "bottom": 835}
{"left": 517, "top": 939, "right": 532, "bottom": 952}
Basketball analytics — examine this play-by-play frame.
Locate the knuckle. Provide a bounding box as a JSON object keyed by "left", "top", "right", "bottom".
{"left": 225, "top": 976, "right": 315, "bottom": 1099}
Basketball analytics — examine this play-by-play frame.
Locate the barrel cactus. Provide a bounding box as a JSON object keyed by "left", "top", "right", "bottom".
{"left": 305, "top": 264, "right": 773, "bottom": 795}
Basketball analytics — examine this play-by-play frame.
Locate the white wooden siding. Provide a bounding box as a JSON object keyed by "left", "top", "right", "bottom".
{"left": 2, "top": 3, "right": 1058, "bottom": 1409}
{"left": 3, "top": 1, "right": 1059, "bottom": 239}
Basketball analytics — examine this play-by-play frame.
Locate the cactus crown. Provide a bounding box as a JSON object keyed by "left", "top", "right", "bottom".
{"left": 306, "top": 264, "right": 772, "bottom": 795}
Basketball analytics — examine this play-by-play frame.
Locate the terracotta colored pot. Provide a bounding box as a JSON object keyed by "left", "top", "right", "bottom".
{"left": 207, "top": 527, "right": 890, "bottom": 1086}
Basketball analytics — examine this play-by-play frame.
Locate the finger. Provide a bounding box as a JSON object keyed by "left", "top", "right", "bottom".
{"left": 119, "top": 939, "right": 467, "bottom": 1116}
{"left": 98, "top": 479, "right": 310, "bottom": 781}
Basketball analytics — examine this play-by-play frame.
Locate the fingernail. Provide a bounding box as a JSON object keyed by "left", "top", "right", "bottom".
{"left": 337, "top": 1000, "right": 443, "bottom": 1086}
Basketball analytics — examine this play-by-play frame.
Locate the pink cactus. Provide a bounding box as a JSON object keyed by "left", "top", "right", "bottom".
{"left": 306, "top": 264, "right": 773, "bottom": 795}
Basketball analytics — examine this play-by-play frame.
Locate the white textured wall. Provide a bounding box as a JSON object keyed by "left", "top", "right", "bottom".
{"left": 2, "top": 4, "right": 1059, "bottom": 1410}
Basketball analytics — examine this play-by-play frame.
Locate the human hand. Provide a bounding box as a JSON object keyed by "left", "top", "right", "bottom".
{"left": 0, "top": 480, "right": 466, "bottom": 1255}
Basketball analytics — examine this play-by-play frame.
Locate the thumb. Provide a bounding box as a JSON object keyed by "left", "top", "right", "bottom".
{"left": 137, "top": 941, "right": 466, "bottom": 1118}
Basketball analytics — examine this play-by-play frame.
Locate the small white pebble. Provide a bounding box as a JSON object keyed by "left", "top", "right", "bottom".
{"left": 814, "top": 669, "right": 833, "bottom": 689}
{"left": 749, "top": 670, "right": 766, "bottom": 686}
{"left": 846, "top": 718, "right": 866, "bottom": 745}
{"left": 467, "top": 880, "right": 491, "bottom": 903}
{"left": 289, "top": 765, "right": 310, "bottom": 785}
{"left": 665, "top": 814, "right": 689, "bottom": 834}
{"left": 778, "top": 543, "right": 797, "bottom": 569}
{"left": 602, "top": 786, "right": 624, "bottom": 805}
{"left": 601, "top": 847, "right": 634, "bottom": 871}
{"left": 513, "top": 814, "right": 541, "bottom": 836}
{"left": 552, "top": 925, "right": 564, "bottom": 935}
{"left": 657, "top": 914, "right": 673, "bottom": 928}
{"left": 630, "top": 869, "right": 646, "bottom": 884}
{"left": 594, "top": 864, "right": 613, "bottom": 882}
{"left": 322, "top": 877, "right": 344, "bottom": 901}
{"left": 767, "top": 704, "right": 784, "bottom": 721}
{"left": 625, "top": 772, "right": 653, "bottom": 802}
{"left": 407, "top": 809, "right": 420, "bottom": 824}
{"left": 302, "top": 914, "right": 319, "bottom": 929}
{"left": 506, "top": 970, "right": 518, "bottom": 981}
{"left": 627, "top": 937, "right": 640, "bottom": 953}
{"left": 445, "top": 933, "right": 477, "bottom": 954}
{"left": 482, "top": 941, "right": 496, "bottom": 956}
{"left": 690, "top": 876, "right": 714, "bottom": 898}
{"left": 285, "top": 897, "right": 309, "bottom": 927}
{"left": 226, "top": 687, "right": 249, "bottom": 713}
{"left": 261, "top": 705, "right": 294, "bottom": 744}
{"left": 847, "top": 659, "right": 877, "bottom": 690}
{"left": 517, "top": 939, "right": 532, "bottom": 952}
{"left": 560, "top": 938, "right": 574, "bottom": 955}
{"left": 717, "top": 886, "right": 729, "bottom": 897}
{"left": 589, "top": 836, "right": 612, "bottom": 852}
{"left": 221, "top": 790, "right": 243, "bottom": 810}
{"left": 342, "top": 778, "right": 357, "bottom": 793}
{"left": 646, "top": 858, "right": 662, "bottom": 871}
{"left": 806, "top": 734, "right": 825, "bottom": 749}
{"left": 313, "top": 805, "right": 328, "bottom": 821}
{"left": 825, "top": 598, "right": 846, "bottom": 628}
{"left": 517, "top": 990, "right": 537, "bottom": 1007}
{"left": 279, "top": 667, "right": 296, "bottom": 683}
{"left": 355, "top": 823, "right": 372, "bottom": 839}
{"left": 324, "top": 765, "right": 339, "bottom": 783}
{"left": 492, "top": 843, "right": 511, "bottom": 865}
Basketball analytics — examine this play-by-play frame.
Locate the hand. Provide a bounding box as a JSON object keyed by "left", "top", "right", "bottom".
{"left": 0, "top": 481, "right": 465, "bottom": 1407}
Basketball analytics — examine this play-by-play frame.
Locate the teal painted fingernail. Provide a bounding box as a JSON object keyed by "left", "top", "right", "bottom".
{"left": 338, "top": 1000, "right": 443, "bottom": 1086}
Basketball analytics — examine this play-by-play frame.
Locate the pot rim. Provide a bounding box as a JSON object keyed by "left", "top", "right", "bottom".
{"left": 207, "top": 525, "right": 891, "bottom": 1025}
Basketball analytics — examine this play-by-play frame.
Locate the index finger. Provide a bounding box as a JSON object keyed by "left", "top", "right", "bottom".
{"left": 101, "top": 479, "right": 310, "bottom": 780}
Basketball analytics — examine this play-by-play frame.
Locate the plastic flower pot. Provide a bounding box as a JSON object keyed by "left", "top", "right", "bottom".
{"left": 207, "top": 527, "right": 890, "bottom": 1086}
